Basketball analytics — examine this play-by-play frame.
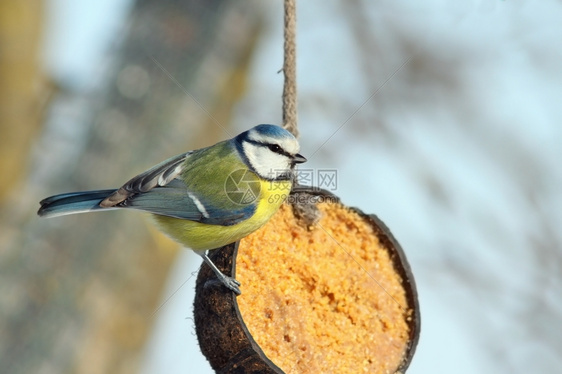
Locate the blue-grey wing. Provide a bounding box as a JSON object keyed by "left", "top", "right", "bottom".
{"left": 127, "top": 179, "right": 255, "bottom": 226}
{"left": 99, "top": 148, "right": 255, "bottom": 226}
{"left": 100, "top": 151, "right": 192, "bottom": 208}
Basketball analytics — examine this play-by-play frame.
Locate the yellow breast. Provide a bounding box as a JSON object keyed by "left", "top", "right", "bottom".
{"left": 151, "top": 179, "right": 292, "bottom": 251}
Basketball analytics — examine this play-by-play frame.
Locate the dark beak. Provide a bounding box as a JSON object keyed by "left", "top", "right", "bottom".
{"left": 292, "top": 153, "right": 307, "bottom": 164}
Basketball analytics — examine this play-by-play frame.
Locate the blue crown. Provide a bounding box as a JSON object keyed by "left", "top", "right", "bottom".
{"left": 251, "top": 124, "right": 294, "bottom": 139}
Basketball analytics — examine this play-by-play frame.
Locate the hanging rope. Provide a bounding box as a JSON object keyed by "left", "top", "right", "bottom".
{"left": 282, "top": 0, "right": 298, "bottom": 138}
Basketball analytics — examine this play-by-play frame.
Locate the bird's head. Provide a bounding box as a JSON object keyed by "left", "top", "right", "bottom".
{"left": 236, "top": 124, "right": 307, "bottom": 181}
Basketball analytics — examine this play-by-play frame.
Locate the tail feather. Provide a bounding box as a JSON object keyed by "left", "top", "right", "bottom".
{"left": 38, "top": 189, "right": 117, "bottom": 218}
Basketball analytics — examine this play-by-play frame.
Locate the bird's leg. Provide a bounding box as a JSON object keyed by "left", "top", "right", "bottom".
{"left": 195, "top": 250, "right": 241, "bottom": 295}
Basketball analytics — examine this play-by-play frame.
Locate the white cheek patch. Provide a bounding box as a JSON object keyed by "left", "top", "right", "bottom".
{"left": 243, "top": 142, "right": 292, "bottom": 179}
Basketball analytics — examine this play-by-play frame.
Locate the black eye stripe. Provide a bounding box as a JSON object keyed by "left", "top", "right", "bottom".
{"left": 246, "top": 139, "right": 291, "bottom": 157}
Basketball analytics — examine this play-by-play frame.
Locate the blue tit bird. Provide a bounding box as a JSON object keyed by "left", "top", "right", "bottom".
{"left": 38, "top": 124, "right": 306, "bottom": 295}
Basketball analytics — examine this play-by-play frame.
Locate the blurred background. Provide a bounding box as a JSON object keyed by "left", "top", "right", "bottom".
{"left": 1, "top": 0, "right": 561, "bottom": 373}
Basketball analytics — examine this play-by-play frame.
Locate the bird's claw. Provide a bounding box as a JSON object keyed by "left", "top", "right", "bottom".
{"left": 206, "top": 275, "right": 242, "bottom": 295}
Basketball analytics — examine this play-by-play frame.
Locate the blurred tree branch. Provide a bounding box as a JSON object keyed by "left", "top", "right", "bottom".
{"left": 0, "top": 1, "right": 263, "bottom": 373}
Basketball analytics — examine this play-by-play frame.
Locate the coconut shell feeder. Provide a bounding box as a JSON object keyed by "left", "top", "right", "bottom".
{"left": 194, "top": 187, "right": 420, "bottom": 373}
